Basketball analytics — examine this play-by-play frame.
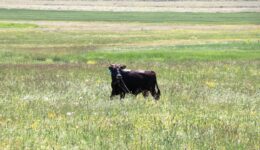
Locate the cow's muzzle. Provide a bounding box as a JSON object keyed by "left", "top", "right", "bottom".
{"left": 116, "top": 68, "right": 122, "bottom": 79}
{"left": 116, "top": 73, "right": 122, "bottom": 79}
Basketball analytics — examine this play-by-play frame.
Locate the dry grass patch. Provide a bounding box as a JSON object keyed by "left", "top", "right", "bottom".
{"left": 1, "top": 21, "right": 260, "bottom": 31}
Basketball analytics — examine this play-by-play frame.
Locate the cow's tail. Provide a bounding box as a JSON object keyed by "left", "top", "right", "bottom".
{"left": 154, "top": 75, "right": 161, "bottom": 100}
{"left": 155, "top": 80, "right": 161, "bottom": 97}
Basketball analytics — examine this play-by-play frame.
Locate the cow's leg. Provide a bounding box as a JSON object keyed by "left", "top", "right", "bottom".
{"left": 150, "top": 88, "right": 159, "bottom": 100}
{"left": 142, "top": 90, "right": 149, "bottom": 98}
{"left": 120, "top": 92, "right": 125, "bottom": 99}
{"left": 110, "top": 94, "right": 116, "bottom": 100}
{"left": 110, "top": 89, "right": 118, "bottom": 100}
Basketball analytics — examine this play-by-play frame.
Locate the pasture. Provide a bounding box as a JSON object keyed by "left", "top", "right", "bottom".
{"left": 1, "top": 0, "right": 260, "bottom": 12}
{"left": 0, "top": 9, "right": 259, "bottom": 149}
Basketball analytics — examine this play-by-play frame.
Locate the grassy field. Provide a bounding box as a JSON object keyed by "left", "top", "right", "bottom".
{"left": 1, "top": 9, "right": 260, "bottom": 24}
{"left": 0, "top": 10, "right": 259, "bottom": 149}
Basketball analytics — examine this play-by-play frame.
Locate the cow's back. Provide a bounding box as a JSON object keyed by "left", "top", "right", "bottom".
{"left": 122, "top": 70, "right": 157, "bottom": 90}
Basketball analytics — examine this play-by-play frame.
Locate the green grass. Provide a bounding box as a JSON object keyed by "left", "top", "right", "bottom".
{"left": 0, "top": 9, "right": 260, "bottom": 24}
{"left": 85, "top": 42, "right": 260, "bottom": 62}
{"left": 0, "top": 11, "right": 260, "bottom": 149}
{"left": 0, "top": 25, "right": 259, "bottom": 63}
{"left": 3, "top": 42, "right": 259, "bottom": 63}
{"left": 0, "top": 22, "right": 38, "bottom": 28}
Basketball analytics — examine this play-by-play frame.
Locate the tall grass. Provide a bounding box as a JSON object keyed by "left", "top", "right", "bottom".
{"left": 0, "top": 61, "right": 259, "bottom": 149}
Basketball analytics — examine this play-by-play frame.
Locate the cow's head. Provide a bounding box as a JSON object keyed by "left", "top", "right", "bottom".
{"left": 108, "top": 64, "right": 126, "bottom": 79}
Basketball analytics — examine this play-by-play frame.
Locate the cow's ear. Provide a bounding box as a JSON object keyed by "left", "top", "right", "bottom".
{"left": 108, "top": 64, "right": 113, "bottom": 70}
{"left": 120, "top": 65, "right": 126, "bottom": 69}
{"left": 108, "top": 66, "right": 112, "bottom": 70}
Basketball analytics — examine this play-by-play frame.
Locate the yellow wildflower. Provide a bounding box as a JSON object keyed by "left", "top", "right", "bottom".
{"left": 205, "top": 81, "right": 216, "bottom": 88}
{"left": 31, "top": 121, "right": 39, "bottom": 129}
{"left": 48, "top": 112, "right": 56, "bottom": 119}
{"left": 250, "top": 111, "right": 256, "bottom": 116}
{"left": 87, "top": 60, "right": 96, "bottom": 65}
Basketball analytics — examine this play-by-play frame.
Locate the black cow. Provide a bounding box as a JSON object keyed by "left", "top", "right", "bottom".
{"left": 108, "top": 64, "right": 161, "bottom": 100}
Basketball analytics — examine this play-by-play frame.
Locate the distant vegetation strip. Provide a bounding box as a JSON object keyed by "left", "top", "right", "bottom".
{"left": 0, "top": 9, "right": 260, "bottom": 24}
{"left": 1, "top": 41, "right": 259, "bottom": 63}
{"left": 0, "top": 22, "right": 38, "bottom": 28}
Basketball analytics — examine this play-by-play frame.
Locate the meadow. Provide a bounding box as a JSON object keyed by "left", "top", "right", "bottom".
{"left": 0, "top": 9, "right": 259, "bottom": 149}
